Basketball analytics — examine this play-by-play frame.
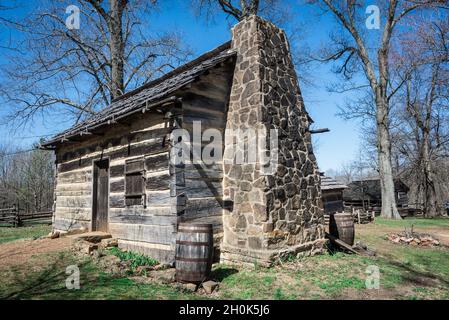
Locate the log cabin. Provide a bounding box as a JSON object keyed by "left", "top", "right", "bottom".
{"left": 41, "top": 16, "right": 325, "bottom": 266}
{"left": 343, "top": 178, "right": 410, "bottom": 215}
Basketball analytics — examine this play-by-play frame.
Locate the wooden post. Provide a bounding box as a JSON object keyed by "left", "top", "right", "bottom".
{"left": 12, "top": 205, "right": 16, "bottom": 227}
{"left": 13, "top": 205, "right": 21, "bottom": 227}
{"left": 357, "top": 210, "right": 361, "bottom": 224}
{"left": 18, "top": 208, "right": 22, "bottom": 227}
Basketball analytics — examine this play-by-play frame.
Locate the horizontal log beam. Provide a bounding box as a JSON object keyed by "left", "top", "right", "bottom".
{"left": 309, "top": 128, "right": 330, "bottom": 134}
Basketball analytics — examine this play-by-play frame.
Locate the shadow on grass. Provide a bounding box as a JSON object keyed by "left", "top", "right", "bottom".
{"left": 324, "top": 241, "right": 348, "bottom": 255}
{"left": 381, "top": 252, "right": 449, "bottom": 288}
{"left": 0, "top": 252, "right": 197, "bottom": 300}
{"left": 0, "top": 253, "right": 90, "bottom": 300}
{"left": 210, "top": 267, "right": 239, "bottom": 282}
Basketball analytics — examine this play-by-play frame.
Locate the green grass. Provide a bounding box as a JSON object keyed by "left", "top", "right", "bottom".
{"left": 374, "top": 217, "right": 449, "bottom": 228}
{"left": 213, "top": 242, "right": 449, "bottom": 300}
{"left": 1, "top": 245, "right": 448, "bottom": 300}
{"left": 212, "top": 252, "right": 370, "bottom": 299}
{"left": 357, "top": 223, "right": 449, "bottom": 295}
{"left": 0, "top": 224, "right": 51, "bottom": 244}
{"left": 0, "top": 251, "right": 197, "bottom": 300}
{"left": 386, "top": 245, "right": 449, "bottom": 282}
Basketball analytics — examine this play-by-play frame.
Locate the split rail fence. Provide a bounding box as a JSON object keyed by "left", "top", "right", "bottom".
{"left": 0, "top": 207, "right": 52, "bottom": 227}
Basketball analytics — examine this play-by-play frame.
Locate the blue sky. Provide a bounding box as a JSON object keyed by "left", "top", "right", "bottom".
{"left": 0, "top": 0, "right": 366, "bottom": 172}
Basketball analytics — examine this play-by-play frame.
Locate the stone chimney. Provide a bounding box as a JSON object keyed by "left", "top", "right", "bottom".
{"left": 221, "top": 16, "right": 325, "bottom": 266}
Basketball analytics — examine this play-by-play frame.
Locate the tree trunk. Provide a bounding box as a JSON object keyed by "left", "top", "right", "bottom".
{"left": 247, "top": 0, "right": 259, "bottom": 15}
{"left": 422, "top": 129, "right": 439, "bottom": 217}
{"left": 109, "top": 0, "right": 125, "bottom": 100}
{"left": 240, "top": 0, "right": 259, "bottom": 18}
{"left": 376, "top": 88, "right": 401, "bottom": 219}
{"left": 422, "top": 65, "right": 442, "bottom": 217}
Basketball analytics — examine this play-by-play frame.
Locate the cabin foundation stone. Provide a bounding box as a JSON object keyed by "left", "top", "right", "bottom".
{"left": 221, "top": 16, "right": 325, "bottom": 266}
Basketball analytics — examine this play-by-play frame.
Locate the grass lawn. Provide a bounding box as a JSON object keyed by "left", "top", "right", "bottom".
{"left": 374, "top": 217, "right": 449, "bottom": 228}
{"left": 0, "top": 251, "right": 199, "bottom": 300}
{"left": 0, "top": 217, "right": 448, "bottom": 300}
{"left": 0, "top": 224, "right": 51, "bottom": 244}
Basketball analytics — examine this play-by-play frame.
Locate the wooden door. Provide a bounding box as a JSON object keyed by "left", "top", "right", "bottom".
{"left": 92, "top": 159, "right": 109, "bottom": 232}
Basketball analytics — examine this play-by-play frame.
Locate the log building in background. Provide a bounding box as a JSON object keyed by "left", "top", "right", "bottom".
{"left": 343, "top": 178, "right": 410, "bottom": 216}
{"left": 320, "top": 174, "right": 347, "bottom": 215}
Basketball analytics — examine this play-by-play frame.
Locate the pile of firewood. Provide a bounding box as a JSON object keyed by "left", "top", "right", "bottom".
{"left": 387, "top": 226, "right": 440, "bottom": 247}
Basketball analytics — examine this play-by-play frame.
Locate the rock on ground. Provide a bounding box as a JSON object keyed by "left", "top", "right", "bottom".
{"left": 71, "top": 232, "right": 112, "bottom": 243}
{"left": 72, "top": 239, "right": 98, "bottom": 255}
{"left": 180, "top": 283, "right": 198, "bottom": 292}
{"left": 202, "top": 280, "right": 219, "bottom": 294}
{"left": 99, "top": 238, "right": 118, "bottom": 248}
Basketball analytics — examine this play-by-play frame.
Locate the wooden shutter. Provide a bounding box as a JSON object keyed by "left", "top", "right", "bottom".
{"left": 125, "top": 158, "right": 145, "bottom": 206}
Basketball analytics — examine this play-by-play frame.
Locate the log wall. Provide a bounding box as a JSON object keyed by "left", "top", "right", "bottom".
{"left": 53, "top": 112, "right": 176, "bottom": 262}
{"left": 174, "top": 63, "right": 234, "bottom": 237}
{"left": 52, "top": 59, "right": 235, "bottom": 264}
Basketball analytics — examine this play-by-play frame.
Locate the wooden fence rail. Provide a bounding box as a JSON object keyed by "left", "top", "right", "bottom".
{"left": 324, "top": 209, "right": 375, "bottom": 226}
{"left": 0, "top": 207, "right": 53, "bottom": 227}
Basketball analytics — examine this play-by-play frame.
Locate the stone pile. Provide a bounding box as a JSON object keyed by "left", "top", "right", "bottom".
{"left": 133, "top": 268, "right": 219, "bottom": 294}
{"left": 69, "top": 232, "right": 218, "bottom": 292}
{"left": 71, "top": 232, "right": 118, "bottom": 256}
{"left": 175, "top": 280, "right": 219, "bottom": 294}
{"left": 388, "top": 227, "right": 440, "bottom": 247}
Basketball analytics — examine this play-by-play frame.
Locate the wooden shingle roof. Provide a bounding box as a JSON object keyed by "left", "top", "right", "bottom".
{"left": 320, "top": 176, "right": 348, "bottom": 191}
{"left": 42, "top": 41, "right": 236, "bottom": 148}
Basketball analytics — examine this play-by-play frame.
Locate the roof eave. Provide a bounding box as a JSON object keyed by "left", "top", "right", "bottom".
{"left": 41, "top": 95, "right": 181, "bottom": 149}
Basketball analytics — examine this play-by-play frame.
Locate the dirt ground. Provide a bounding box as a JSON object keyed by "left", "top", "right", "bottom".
{"left": 0, "top": 237, "right": 73, "bottom": 269}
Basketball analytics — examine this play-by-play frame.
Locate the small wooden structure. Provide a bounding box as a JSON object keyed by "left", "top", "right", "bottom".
{"left": 320, "top": 174, "right": 347, "bottom": 225}
{"left": 343, "top": 178, "right": 410, "bottom": 216}
{"left": 320, "top": 175, "right": 347, "bottom": 214}
{"left": 320, "top": 175, "right": 376, "bottom": 225}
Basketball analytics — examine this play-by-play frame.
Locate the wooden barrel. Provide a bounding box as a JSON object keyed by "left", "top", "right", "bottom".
{"left": 329, "top": 213, "right": 355, "bottom": 246}
{"left": 175, "top": 223, "right": 214, "bottom": 283}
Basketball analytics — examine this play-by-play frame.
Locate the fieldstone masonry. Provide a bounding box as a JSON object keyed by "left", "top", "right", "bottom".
{"left": 221, "top": 16, "right": 325, "bottom": 266}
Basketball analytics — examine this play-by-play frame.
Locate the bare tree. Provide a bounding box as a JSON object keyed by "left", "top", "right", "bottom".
{"left": 0, "top": 142, "right": 54, "bottom": 212}
{"left": 308, "top": 0, "right": 448, "bottom": 219}
{"left": 192, "top": 0, "right": 292, "bottom": 25}
{"left": 392, "top": 15, "right": 449, "bottom": 216}
{"left": 0, "top": 2, "right": 22, "bottom": 50}
{"left": 0, "top": 0, "right": 190, "bottom": 127}
{"left": 194, "top": 0, "right": 261, "bottom": 21}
